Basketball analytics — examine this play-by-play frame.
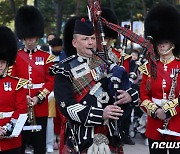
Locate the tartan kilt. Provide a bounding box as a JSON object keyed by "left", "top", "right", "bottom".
{"left": 110, "top": 145, "right": 124, "bottom": 154}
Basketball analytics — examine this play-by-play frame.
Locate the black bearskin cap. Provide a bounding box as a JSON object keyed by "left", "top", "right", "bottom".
{"left": 63, "top": 16, "right": 87, "bottom": 56}
{"left": 101, "top": 7, "right": 118, "bottom": 39}
{"left": 15, "top": 5, "right": 44, "bottom": 39}
{"left": 145, "top": 3, "right": 180, "bottom": 56}
{"left": 0, "top": 26, "right": 17, "bottom": 66}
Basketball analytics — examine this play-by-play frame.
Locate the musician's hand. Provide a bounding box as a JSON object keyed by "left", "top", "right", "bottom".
{"left": 26, "top": 95, "right": 32, "bottom": 104}
{"left": 103, "top": 105, "right": 123, "bottom": 120}
{"left": 114, "top": 90, "right": 132, "bottom": 105}
{"left": 26, "top": 95, "right": 38, "bottom": 106}
{"left": 31, "top": 96, "right": 39, "bottom": 106}
{"left": 0, "top": 126, "right": 6, "bottom": 136}
{"left": 156, "top": 108, "right": 166, "bottom": 120}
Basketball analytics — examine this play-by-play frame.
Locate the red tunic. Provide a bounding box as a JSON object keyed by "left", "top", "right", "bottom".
{"left": 10, "top": 48, "right": 55, "bottom": 117}
{"left": 140, "top": 58, "right": 180, "bottom": 141}
{"left": 109, "top": 48, "right": 131, "bottom": 73}
{"left": 0, "top": 75, "right": 27, "bottom": 151}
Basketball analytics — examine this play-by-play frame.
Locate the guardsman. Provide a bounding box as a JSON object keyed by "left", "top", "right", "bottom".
{"left": 0, "top": 26, "right": 28, "bottom": 153}
{"left": 140, "top": 3, "right": 180, "bottom": 154}
{"left": 10, "top": 6, "right": 55, "bottom": 154}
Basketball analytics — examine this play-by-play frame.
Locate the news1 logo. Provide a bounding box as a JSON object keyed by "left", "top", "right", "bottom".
{"left": 151, "top": 142, "right": 180, "bottom": 149}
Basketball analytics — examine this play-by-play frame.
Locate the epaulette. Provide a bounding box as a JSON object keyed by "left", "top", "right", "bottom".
{"left": 60, "top": 55, "right": 76, "bottom": 63}
{"left": 46, "top": 54, "right": 56, "bottom": 64}
{"left": 49, "top": 58, "right": 73, "bottom": 81}
{"left": 16, "top": 78, "right": 29, "bottom": 91}
{"left": 138, "top": 61, "right": 150, "bottom": 76}
{"left": 7, "top": 66, "right": 13, "bottom": 76}
{"left": 124, "top": 53, "right": 132, "bottom": 60}
{"left": 8, "top": 76, "right": 29, "bottom": 91}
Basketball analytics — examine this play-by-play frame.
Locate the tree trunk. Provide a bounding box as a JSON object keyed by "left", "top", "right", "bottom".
{"left": 55, "top": 0, "right": 64, "bottom": 37}
{"left": 76, "top": 0, "right": 81, "bottom": 16}
{"left": 34, "top": 0, "right": 38, "bottom": 7}
{"left": 9, "top": 0, "right": 16, "bottom": 16}
{"left": 23, "top": 0, "right": 27, "bottom": 6}
{"left": 109, "top": 0, "right": 114, "bottom": 13}
{"left": 141, "top": 0, "right": 147, "bottom": 17}
{"left": 109, "top": 0, "right": 119, "bottom": 23}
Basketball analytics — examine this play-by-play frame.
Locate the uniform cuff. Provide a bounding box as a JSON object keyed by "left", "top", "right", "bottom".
{"left": 84, "top": 107, "right": 103, "bottom": 127}
{"left": 162, "top": 98, "right": 178, "bottom": 119}
{"left": 37, "top": 88, "right": 50, "bottom": 103}
{"left": 126, "top": 87, "right": 139, "bottom": 106}
{"left": 141, "top": 99, "right": 159, "bottom": 118}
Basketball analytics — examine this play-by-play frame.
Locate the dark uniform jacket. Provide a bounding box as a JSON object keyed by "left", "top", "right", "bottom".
{"left": 54, "top": 54, "right": 138, "bottom": 151}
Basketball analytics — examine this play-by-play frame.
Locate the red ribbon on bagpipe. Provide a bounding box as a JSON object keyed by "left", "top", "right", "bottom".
{"left": 87, "top": 0, "right": 156, "bottom": 66}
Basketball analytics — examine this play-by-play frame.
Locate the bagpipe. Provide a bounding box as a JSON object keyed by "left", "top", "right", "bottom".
{"left": 87, "top": 0, "right": 156, "bottom": 91}
{"left": 87, "top": 0, "right": 131, "bottom": 91}
{"left": 87, "top": 0, "right": 156, "bottom": 81}
{"left": 87, "top": 0, "right": 156, "bottom": 146}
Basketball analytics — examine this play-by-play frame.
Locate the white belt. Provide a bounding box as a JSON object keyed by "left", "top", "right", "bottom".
{"left": 0, "top": 111, "right": 14, "bottom": 119}
{"left": 152, "top": 97, "right": 168, "bottom": 107}
{"left": 23, "top": 83, "right": 45, "bottom": 89}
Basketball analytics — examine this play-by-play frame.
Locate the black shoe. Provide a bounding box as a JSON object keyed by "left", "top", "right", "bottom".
{"left": 123, "top": 135, "right": 135, "bottom": 145}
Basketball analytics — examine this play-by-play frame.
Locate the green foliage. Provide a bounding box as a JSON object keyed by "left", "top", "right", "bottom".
{"left": 0, "top": 0, "right": 23, "bottom": 27}
{"left": 38, "top": 0, "right": 56, "bottom": 34}
{"left": 0, "top": 0, "right": 179, "bottom": 33}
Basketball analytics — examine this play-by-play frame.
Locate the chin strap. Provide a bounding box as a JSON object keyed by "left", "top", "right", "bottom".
{"left": 158, "top": 44, "right": 175, "bottom": 56}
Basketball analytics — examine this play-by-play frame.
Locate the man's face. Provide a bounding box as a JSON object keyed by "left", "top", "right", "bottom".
{"left": 51, "top": 46, "right": 62, "bottom": 56}
{"left": 0, "top": 60, "right": 7, "bottom": 75}
{"left": 24, "top": 37, "right": 38, "bottom": 50}
{"left": 72, "top": 34, "right": 96, "bottom": 58}
{"left": 157, "top": 40, "right": 173, "bottom": 56}
{"left": 131, "top": 52, "right": 139, "bottom": 61}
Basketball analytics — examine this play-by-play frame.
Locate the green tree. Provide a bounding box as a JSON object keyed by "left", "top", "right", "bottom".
{"left": 0, "top": 0, "right": 179, "bottom": 36}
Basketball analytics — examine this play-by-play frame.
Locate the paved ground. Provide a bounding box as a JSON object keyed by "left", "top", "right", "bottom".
{"left": 51, "top": 133, "right": 149, "bottom": 154}
{"left": 123, "top": 134, "right": 149, "bottom": 154}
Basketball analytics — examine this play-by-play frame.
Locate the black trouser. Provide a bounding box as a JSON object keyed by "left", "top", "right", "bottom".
{"left": 21, "top": 117, "right": 47, "bottom": 154}
{"left": 148, "top": 138, "right": 180, "bottom": 154}
{"left": 0, "top": 147, "right": 21, "bottom": 154}
{"left": 121, "top": 106, "right": 132, "bottom": 135}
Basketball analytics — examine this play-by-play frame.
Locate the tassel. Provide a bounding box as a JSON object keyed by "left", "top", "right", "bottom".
{"left": 146, "top": 77, "right": 151, "bottom": 91}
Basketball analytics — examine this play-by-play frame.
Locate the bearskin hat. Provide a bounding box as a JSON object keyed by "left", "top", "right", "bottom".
{"left": 144, "top": 3, "right": 180, "bottom": 56}
{"left": 63, "top": 16, "right": 87, "bottom": 56}
{"left": 101, "top": 7, "right": 118, "bottom": 39}
{"left": 0, "top": 26, "right": 17, "bottom": 66}
{"left": 15, "top": 5, "right": 44, "bottom": 39}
